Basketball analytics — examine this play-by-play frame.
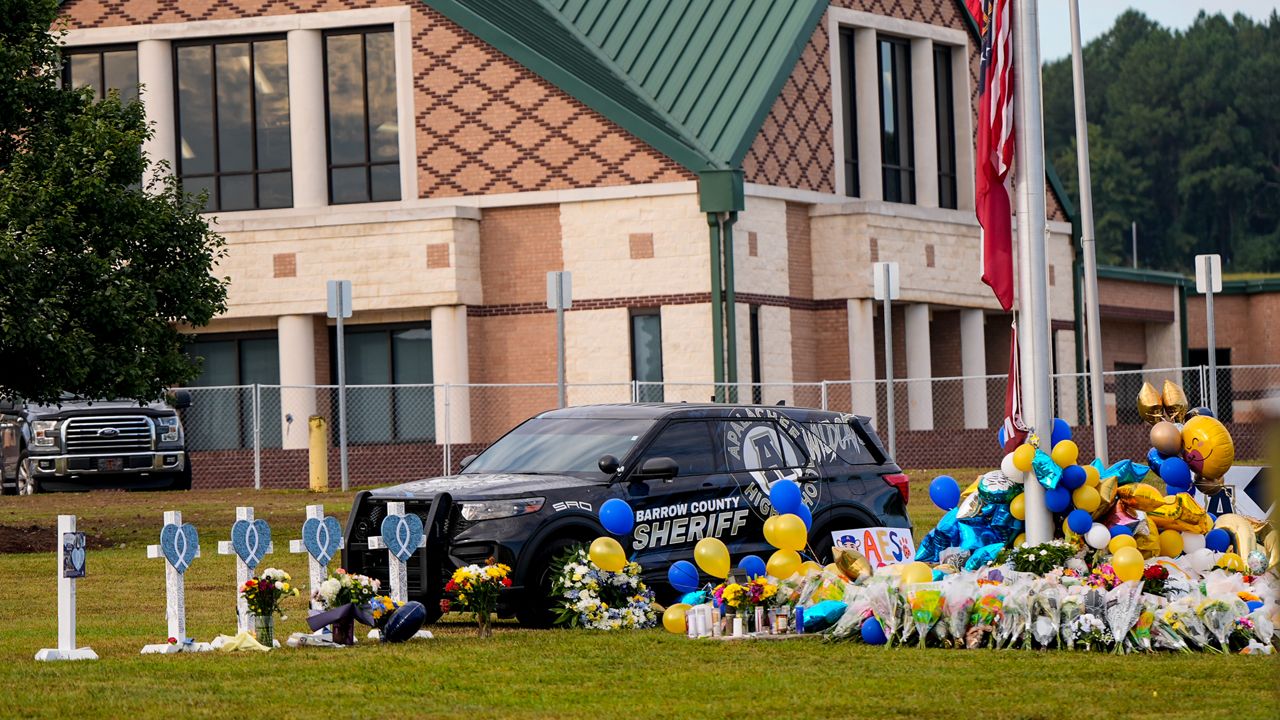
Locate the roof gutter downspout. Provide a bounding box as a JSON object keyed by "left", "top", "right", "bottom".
{"left": 700, "top": 170, "right": 745, "bottom": 402}
{"left": 707, "top": 213, "right": 725, "bottom": 400}
{"left": 722, "top": 212, "right": 739, "bottom": 403}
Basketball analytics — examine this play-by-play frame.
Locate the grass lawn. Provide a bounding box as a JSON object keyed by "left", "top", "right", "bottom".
{"left": 0, "top": 474, "right": 1275, "bottom": 720}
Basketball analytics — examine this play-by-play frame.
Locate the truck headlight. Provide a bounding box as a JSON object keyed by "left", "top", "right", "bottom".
{"left": 156, "top": 416, "right": 183, "bottom": 444}
{"left": 459, "top": 497, "right": 545, "bottom": 522}
{"left": 32, "top": 420, "right": 59, "bottom": 448}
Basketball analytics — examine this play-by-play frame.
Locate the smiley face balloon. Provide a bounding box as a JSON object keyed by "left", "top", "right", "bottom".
{"left": 1181, "top": 415, "right": 1235, "bottom": 480}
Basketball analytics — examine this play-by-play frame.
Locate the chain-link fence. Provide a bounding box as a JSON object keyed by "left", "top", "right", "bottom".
{"left": 181, "top": 364, "right": 1278, "bottom": 489}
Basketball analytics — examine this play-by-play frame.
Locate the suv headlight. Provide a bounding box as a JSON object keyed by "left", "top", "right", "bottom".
{"left": 31, "top": 420, "right": 59, "bottom": 448}
{"left": 459, "top": 497, "right": 545, "bottom": 522}
{"left": 156, "top": 416, "right": 183, "bottom": 445}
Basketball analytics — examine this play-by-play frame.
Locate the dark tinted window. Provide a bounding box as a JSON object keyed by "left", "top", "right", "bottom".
{"left": 878, "top": 35, "right": 915, "bottom": 204}
{"left": 802, "top": 421, "right": 876, "bottom": 465}
{"left": 719, "top": 419, "right": 805, "bottom": 472}
{"left": 933, "top": 45, "right": 958, "bottom": 210}
{"left": 642, "top": 421, "right": 718, "bottom": 476}
{"left": 64, "top": 47, "right": 139, "bottom": 103}
{"left": 464, "top": 418, "right": 654, "bottom": 478}
{"left": 325, "top": 28, "right": 400, "bottom": 204}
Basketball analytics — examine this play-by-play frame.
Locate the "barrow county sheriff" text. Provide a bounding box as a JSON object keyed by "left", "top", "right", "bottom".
{"left": 631, "top": 496, "right": 750, "bottom": 550}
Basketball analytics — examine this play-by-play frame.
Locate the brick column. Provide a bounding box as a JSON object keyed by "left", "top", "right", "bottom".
{"left": 137, "top": 40, "right": 174, "bottom": 188}
{"left": 905, "top": 303, "right": 934, "bottom": 430}
{"left": 278, "top": 315, "right": 318, "bottom": 450}
{"left": 960, "top": 308, "right": 988, "bottom": 428}
{"left": 911, "top": 38, "right": 939, "bottom": 208}
{"left": 853, "top": 28, "right": 882, "bottom": 202}
{"left": 847, "top": 298, "right": 878, "bottom": 420}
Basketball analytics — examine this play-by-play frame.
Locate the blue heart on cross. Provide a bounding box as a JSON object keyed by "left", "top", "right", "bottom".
{"left": 302, "top": 516, "right": 343, "bottom": 566}
{"left": 160, "top": 522, "right": 200, "bottom": 574}
{"left": 69, "top": 535, "right": 86, "bottom": 574}
{"left": 379, "top": 513, "right": 424, "bottom": 563}
{"left": 230, "top": 518, "right": 271, "bottom": 570}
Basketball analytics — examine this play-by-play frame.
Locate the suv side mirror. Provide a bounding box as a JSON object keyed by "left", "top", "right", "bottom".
{"left": 632, "top": 456, "right": 678, "bottom": 482}
{"left": 598, "top": 454, "right": 620, "bottom": 475}
{"left": 458, "top": 454, "right": 478, "bottom": 470}
{"left": 170, "top": 389, "right": 192, "bottom": 410}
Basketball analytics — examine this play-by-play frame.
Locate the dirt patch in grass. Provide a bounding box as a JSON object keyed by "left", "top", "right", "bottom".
{"left": 0, "top": 524, "right": 113, "bottom": 553}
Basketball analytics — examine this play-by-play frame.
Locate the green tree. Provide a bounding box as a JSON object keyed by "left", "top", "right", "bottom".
{"left": 1044, "top": 10, "right": 1280, "bottom": 273}
{"left": 0, "top": 0, "right": 227, "bottom": 403}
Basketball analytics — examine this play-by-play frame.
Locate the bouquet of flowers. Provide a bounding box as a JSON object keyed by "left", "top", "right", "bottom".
{"left": 445, "top": 558, "right": 513, "bottom": 637}
{"left": 1069, "top": 612, "right": 1112, "bottom": 651}
{"left": 1140, "top": 565, "right": 1170, "bottom": 597}
{"left": 1059, "top": 591, "right": 1083, "bottom": 650}
{"left": 1086, "top": 564, "right": 1120, "bottom": 590}
{"left": 716, "top": 576, "right": 779, "bottom": 612}
{"left": 1159, "top": 597, "right": 1209, "bottom": 651}
{"left": 865, "top": 580, "right": 904, "bottom": 646}
{"left": 241, "top": 568, "right": 299, "bottom": 618}
{"left": 941, "top": 578, "right": 976, "bottom": 648}
{"left": 967, "top": 585, "right": 1004, "bottom": 649}
{"left": 1104, "top": 582, "right": 1144, "bottom": 654}
{"left": 1197, "top": 596, "right": 1248, "bottom": 652}
{"left": 997, "top": 540, "right": 1077, "bottom": 575}
{"left": 906, "top": 583, "right": 943, "bottom": 648}
{"left": 551, "top": 545, "right": 656, "bottom": 631}
{"left": 1032, "top": 582, "right": 1063, "bottom": 648}
{"left": 996, "top": 581, "right": 1034, "bottom": 649}
{"left": 312, "top": 569, "right": 380, "bottom": 610}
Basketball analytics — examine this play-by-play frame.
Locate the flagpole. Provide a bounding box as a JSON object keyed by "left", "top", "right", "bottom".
{"left": 1069, "top": 0, "right": 1108, "bottom": 466}
{"left": 1013, "top": 0, "right": 1054, "bottom": 544}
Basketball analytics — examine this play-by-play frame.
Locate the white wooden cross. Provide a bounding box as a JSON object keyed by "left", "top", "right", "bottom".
{"left": 367, "top": 502, "right": 425, "bottom": 603}
{"left": 288, "top": 504, "right": 344, "bottom": 614}
{"left": 217, "top": 506, "right": 274, "bottom": 634}
{"left": 142, "top": 510, "right": 211, "bottom": 654}
{"left": 35, "top": 515, "right": 97, "bottom": 661}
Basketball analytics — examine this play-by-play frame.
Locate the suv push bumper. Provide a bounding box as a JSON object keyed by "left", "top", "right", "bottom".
{"left": 29, "top": 451, "right": 185, "bottom": 477}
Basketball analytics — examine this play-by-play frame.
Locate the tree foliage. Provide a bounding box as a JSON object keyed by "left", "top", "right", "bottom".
{"left": 1044, "top": 10, "right": 1280, "bottom": 272}
{"left": 0, "top": 0, "right": 227, "bottom": 403}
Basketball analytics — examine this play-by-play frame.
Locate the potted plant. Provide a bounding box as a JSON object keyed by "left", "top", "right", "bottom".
{"left": 240, "top": 568, "right": 300, "bottom": 646}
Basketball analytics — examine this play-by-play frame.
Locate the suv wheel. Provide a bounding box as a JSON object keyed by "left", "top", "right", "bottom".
{"left": 515, "top": 536, "right": 583, "bottom": 628}
{"left": 16, "top": 454, "right": 40, "bottom": 495}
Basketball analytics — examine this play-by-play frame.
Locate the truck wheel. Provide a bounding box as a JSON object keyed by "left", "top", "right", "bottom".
{"left": 515, "top": 536, "right": 582, "bottom": 628}
{"left": 16, "top": 454, "right": 40, "bottom": 495}
{"left": 163, "top": 461, "right": 193, "bottom": 491}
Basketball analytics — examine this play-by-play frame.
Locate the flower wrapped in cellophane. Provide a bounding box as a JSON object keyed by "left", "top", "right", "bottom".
{"left": 906, "top": 582, "right": 944, "bottom": 648}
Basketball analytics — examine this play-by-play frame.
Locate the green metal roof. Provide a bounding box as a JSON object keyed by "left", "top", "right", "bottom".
{"left": 424, "top": 0, "right": 825, "bottom": 173}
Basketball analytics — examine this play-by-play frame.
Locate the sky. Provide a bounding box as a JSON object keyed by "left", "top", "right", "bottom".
{"left": 1037, "top": 0, "right": 1278, "bottom": 62}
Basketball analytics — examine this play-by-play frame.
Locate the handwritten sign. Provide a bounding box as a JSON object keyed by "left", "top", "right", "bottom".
{"left": 830, "top": 527, "right": 916, "bottom": 566}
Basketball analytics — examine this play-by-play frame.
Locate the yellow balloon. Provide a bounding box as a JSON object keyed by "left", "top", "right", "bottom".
{"left": 588, "top": 536, "right": 627, "bottom": 573}
{"left": 1051, "top": 440, "right": 1079, "bottom": 468}
{"left": 1112, "top": 546, "right": 1144, "bottom": 582}
{"left": 799, "top": 560, "right": 824, "bottom": 576}
{"left": 1012, "top": 444, "right": 1036, "bottom": 473}
{"left": 763, "top": 515, "right": 782, "bottom": 548}
{"left": 1010, "top": 493, "right": 1026, "bottom": 521}
{"left": 1182, "top": 416, "right": 1235, "bottom": 480}
{"left": 1062, "top": 519, "right": 1079, "bottom": 543}
{"left": 662, "top": 603, "right": 690, "bottom": 634}
{"left": 901, "top": 561, "right": 933, "bottom": 585}
{"left": 1013, "top": 533, "right": 1027, "bottom": 547}
{"left": 693, "top": 537, "right": 731, "bottom": 579}
{"left": 1083, "top": 464, "right": 1100, "bottom": 488}
{"left": 1158, "top": 529, "right": 1184, "bottom": 557}
{"left": 766, "top": 549, "right": 802, "bottom": 579}
{"left": 1072, "top": 485, "right": 1101, "bottom": 513}
{"left": 1108, "top": 534, "right": 1137, "bottom": 553}
{"left": 1217, "top": 552, "right": 1246, "bottom": 572}
{"left": 773, "top": 513, "right": 808, "bottom": 552}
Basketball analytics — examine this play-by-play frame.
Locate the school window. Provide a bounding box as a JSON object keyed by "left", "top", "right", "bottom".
{"left": 335, "top": 325, "right": 433, "bottom": 443}
{"left": 324, "top": 27, "right": 400, "bottom": 204}
{"left": 878, "top": 35, "right": 915, "bottom": 204}
{"left": 63, "top": 46, "right": 139, "bottom": 103}
{"left": 184, "top": 334, "right": 281, "bottom": 450}
{"left": 631, "top": 310, "right": 664, "bottom": 402}
{"left": 934, "top": 45, "right": 958, "bottom": 210}
{"left": 174, "top": 37, "right": 292, "bottom": 211}
{"left": 838, "top": 28, "right": 859, "bottom": 197}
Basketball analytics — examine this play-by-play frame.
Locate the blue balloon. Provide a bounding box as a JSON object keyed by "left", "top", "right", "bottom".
{"left": 1045, "top": 486, "right": 1071, "bottom": 514}
{"left": 929, "top": 475, "right": 961, "bottom": 511}
{"left": 381, "top": 601, "right": 427, "bottom": 643}
{"left": 1146, "top": 448, "right": 1167, "bottom": 476}
{"left": 739, "top": 555, "right": 767, "bottom": 579}
{"left": 795, "top": 503, "right": 813, "bottom": 530}
{"left": 1159, "top": 457, "right": 1192, "bottom": 491}
{"left": 598, "top": 498, "right": 635, "bottom": 535}
{"left": 997, "top": 426, "right": 1007, "bottom": 450}
{"left": 1060, "top": 465, "right": 1087, "bottom": 491}
{"left": 668, "top": 560, "right": 700, "bottom": 593}
{"left": 1247, "top": 600, "right": 1264, "bottom": 613}
{"left": 861, "top": 616, "right": 887, "bottom": 645}
{"left": 769, "top": 479, "right": 803, "bottom": 515}
{"left": 679, "top": 590, "right": 707, "bottom": 606}
{"left": 1110, "top": 525, "right": 1134, "bottom": 538}
{"left": 1188, "top": 406, "right": 1215, "bottom": 419}
{"left": 1067, "top": 509, "right": 1093, "bottom": 535}
{"left": 1051, "top": 418, "right": 1073, "bottom": 447}
{"left": 1205, "top": 528, "right": 1232, "bottom": 553}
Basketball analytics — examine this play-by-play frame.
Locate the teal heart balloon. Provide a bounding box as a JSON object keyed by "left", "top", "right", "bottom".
{"left": 380, "top": 513, "right": 424, "bottom": 563}
{"left": 302, "top": 516, "right": 343, "bottom": 566}
{"left": 231, "top": 518, "right": 271, "bottom": 570}
{"left": 160, "top": 522, "right": 199, "bottom": 574}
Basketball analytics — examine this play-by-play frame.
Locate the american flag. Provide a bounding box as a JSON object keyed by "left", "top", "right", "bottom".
{"left": 968, "top": 0, "right": 1015, "bottom": 311}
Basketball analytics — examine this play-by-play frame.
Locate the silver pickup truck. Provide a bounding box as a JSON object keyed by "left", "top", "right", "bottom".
{"left": 0, "top": 391, "right": 192, "bottom": 494}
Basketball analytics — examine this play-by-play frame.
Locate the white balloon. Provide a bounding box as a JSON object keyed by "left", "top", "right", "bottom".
{"left": 1085, "top": 523, "right": 1110, "bottom": 550}
{"left": 1184, "top": 548, "right": 1217, "bottom": 572}
{"left": 1000, "top": 453, "right": 1025, "bottom": 484}
{"left": 1181, "top": 531, "right": 1207, "bottom": 554}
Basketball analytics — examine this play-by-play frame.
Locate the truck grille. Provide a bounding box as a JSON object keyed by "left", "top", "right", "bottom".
{"left": 63, "top": 416, "right": 153, "bottom": 454}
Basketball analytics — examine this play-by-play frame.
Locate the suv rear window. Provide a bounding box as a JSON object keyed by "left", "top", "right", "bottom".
{"left": 802, "top": 420, "right": 876, "bottom": 465}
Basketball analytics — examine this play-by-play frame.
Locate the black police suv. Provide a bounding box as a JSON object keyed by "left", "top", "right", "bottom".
{"left": 342, "top": 403, "right": 910, "bottom": 626}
